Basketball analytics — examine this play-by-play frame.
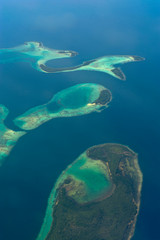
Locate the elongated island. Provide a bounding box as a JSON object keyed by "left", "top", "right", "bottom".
{"left": 36, "top": 143, "right": 142, "bottom": 240}
{"left": 14, "top": 83, "right": 112, "bottom": 130}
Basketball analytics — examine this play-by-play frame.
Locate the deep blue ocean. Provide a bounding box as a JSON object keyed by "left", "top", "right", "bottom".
{"left": 0, "top": 0, "right": 160, "bottom": 240}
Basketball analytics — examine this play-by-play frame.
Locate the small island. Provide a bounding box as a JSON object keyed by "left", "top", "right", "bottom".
{"left": 36, "top": 143, "right": 142, "bottom": 240}
{"left": 0, "top": 105, "right": 26, "bottom": 166}
{"left": 14, "top": 83, "right": 112, "bottom": 130}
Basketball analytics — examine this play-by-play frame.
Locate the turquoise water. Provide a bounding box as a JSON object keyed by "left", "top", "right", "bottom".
{"left": 51, "top": 84, "right": 94, "bottom": 109}
{"left": 67, "top": 155, "right": 111, "bottom": 201}
{"left": 0, "top": 51, "right": 33, "bottom": 63}
{"left": 0, "top": 0, "right": 160, "bottom": 240}
{"left": 47, "top": 55, "right": 144, "bottom": 80}
{"left": 14, "top": 83, "right": 107, "bottom": 130}
{"left": 0, "top": 42, "right": 77, "bottom": 72}
{"left": 0, "top": 43, "right": 144, "bottom": 80}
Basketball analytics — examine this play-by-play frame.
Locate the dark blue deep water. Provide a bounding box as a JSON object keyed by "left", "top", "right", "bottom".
{"left": 0, "top": 1, "right": 160, "bottom": 240}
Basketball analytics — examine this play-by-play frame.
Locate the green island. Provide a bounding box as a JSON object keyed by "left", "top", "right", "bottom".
{"left": 39, "top": 55, "right": 145, "bottom": 80}
{"left": 36, "top": 143, "right": 142, "bottom": 240}
{"left": 14, "top": 83, "right": 112, "bottom": 130}
{"left": 0, "top": 41, "right": 77, "bottom": 72}
{"left": 0, "top": 104, "right": 26, "bottom": 166}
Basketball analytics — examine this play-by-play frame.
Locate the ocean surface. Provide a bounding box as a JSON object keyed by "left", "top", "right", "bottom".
{"left": 0, "top": 0, "right": 160, "bottom": 240}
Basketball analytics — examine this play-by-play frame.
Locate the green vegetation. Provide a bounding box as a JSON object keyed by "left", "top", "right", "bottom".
{"left": 94, "top": 89, "right": 112, "bottom": 105}
{"left": 42, "top": 143, "right": 142, "bottom": 240}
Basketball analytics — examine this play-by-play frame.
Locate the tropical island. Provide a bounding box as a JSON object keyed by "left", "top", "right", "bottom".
{"left": 36, "top": 143, "right": 142, "bottom": 240}
{"left": 14, "top": 83, "right": 112, "bottom": 130}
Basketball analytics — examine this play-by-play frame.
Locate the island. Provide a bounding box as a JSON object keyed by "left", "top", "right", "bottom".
{"left": 0, "top": 104, "right": 26, "bottom": 166}
{"left": 14, "top": 83, "right": 112, "bottom": 130}
{"left": 36, "top": 143, "right": 142, "bottom": 240}
{"left": 0, "top": 41, "right": 77, "bottom": 72}
{"left": 39, "top": 55, "right": 145, "bottom": 80}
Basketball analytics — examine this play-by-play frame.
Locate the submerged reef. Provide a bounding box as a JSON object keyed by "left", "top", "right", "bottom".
{"left": 0, "top": 105, "right": 26, "bottom": 166}
{"left": 0, "top": 42, "right": 144, "bottom": 80}
{"left": 0, "top": 41, "right": 77, "bottom": 72}
{"left": 14, "top": 83, "right": 112, "bottom": 130}
{"left": 36, "top": 143, "right": 142, "bottom": 240}
{"left": 39, "top": 55, "right": 145, "bottom": 80}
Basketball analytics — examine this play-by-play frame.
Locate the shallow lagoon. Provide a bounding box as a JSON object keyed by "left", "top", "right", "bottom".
{"left": 36, "top": 150, "right": 113, "bottom": 240}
